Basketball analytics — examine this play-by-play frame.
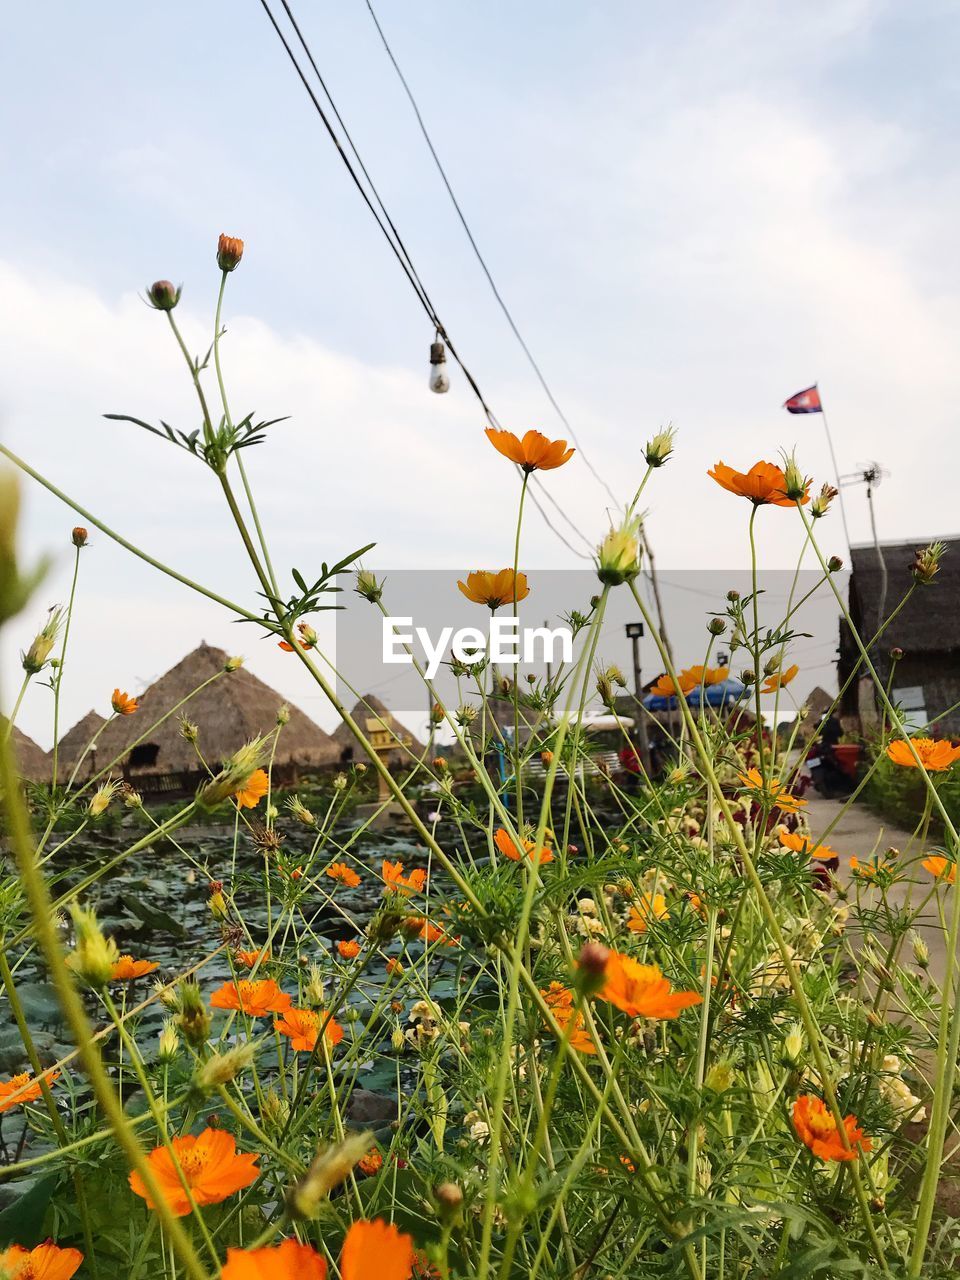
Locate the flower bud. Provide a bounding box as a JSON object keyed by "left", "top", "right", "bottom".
{"left": 391, "top": 1026, "right": 406, "bottom": 1051}
{"left": 596, "top": 518, "right": 641, "bottom": 586}
{"left": 71, "top": 526, "right": 88, "bottom": 548}
{"left": 262, "top": 1088, "right": 291, "bottom": 1131}
{"left": 576, "top": 941, "right": 610, "bottom": 994}
{"left": 288, "top": 1131, "right": 375, "bottom": 1219}
{"left": 355, "top": 569, "right": 384, "bottom": 603}
{"left": 781, "top": 1022, "right": 804, "bottom": 1068}
{"left": 305, "top": 964, "right": 325, "bottom": 1007}
{"left": 88, "top": 780, "right": 121, "bottom": 818}
{"left": 644, "top": 426, "right": 676, "bottom": 468}
{"left": 810, "top": 484, "right": 838, "bottom": 519}
{"left": 209, "top": 890, "right": 228, "bottom": 920}
{"left": 911, "top": 541, "right": 944, "bottom": 585}
{"left": 67, "top": 904, "right": 120, "bottom": 988}
{"left": 781, "top": 454, "right": 810, "bottom": 502}
{"left": 726, "top": 589, "right": 740, "bottom": 602}
{"left": 194, "top": 1042, "right": 257, "bottom": 1094}
{"left": 828, "top": 556, "right": 843, "bottom": 573}
{"left": 435, "top": 1181, "right": 464, "bottom": 1217}
{"left": 910, "top": 931, "right": 929, "bottom": 969}
{"left": 224, "top": 655, "right": 244, "bottom": 672}
{"left": 890, "top": 646, "right": 904, "bottom": 662}
{"left": 176, "top": 981, "right": 211, "bottom": 1048}
{"left": 122, "top": 786, "right": 143, "bottom": 809}
{"left": 147, "top": 280, "right": 181, "bottom": 311}
{"left": 158, "top": 1020, "right": 180, "bottom": 1062}
{"left": 740, "top": 668, "right": 756, "bottom": 685}
{"left": 287, "top": 795, "right": 316, "bottom": 826}
{"left": 179, "top": 716, "right": 199, "bottom": 742}
{"left": 704, "top": 1061, "right": 734, "bottom": 1093}
{"left": 197, "top": 738, "right": 266, "bottom": 809}
{"left": 708, "top": 617, "right": 727, "bottom": 636}
{"left": 217, "top": 234, "right": 244, "bottom": 272}
{"left": 22, "top": 607, "right": 63, "bottom": 675}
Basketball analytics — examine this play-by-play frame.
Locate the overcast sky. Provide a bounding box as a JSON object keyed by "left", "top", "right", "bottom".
{"left": 2, "top": 1, "right": 958, "bottom": 747}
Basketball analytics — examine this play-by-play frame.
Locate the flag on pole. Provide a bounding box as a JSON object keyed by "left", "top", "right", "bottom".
{"left": 783, "top": 384, "right": 822, "bottom": 414}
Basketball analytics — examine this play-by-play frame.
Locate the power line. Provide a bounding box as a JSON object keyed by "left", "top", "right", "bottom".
{"left": 258, "top": 0, "right": 595, "bottom": 560}
{"left": 362, "top": 0, "right": 621, "bottom": 512}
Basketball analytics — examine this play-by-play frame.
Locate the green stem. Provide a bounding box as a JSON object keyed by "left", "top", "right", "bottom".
{"left": 0, "top": 714, "right": 210, "bottom": 1280}
{"left": 51, "top": 545, "right": 81, "bottom": 791}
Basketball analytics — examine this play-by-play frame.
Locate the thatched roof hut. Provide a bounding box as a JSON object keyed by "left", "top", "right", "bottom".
{"left": 2, "top": 723, "right": 49, "bottom": 783}
{"left": 52, "top": 709, "right": 106, "bottom": 782}
{"left": 333, "top": 695, "right": 426, "bottom": 765}
{"left": 93, "top": 643, "right": 339, "bottom": 778}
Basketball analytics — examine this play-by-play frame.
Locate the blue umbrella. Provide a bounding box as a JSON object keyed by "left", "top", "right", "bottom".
{"left": 643, "top": 677, "right": 748, "bottom": 712}
{"left": 687, "top": 677, "right": 748, "bottom": 708}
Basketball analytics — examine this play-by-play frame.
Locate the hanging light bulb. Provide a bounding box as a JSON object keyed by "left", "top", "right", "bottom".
{"left": 429, "top": 340, "right": 450, "bottom": 394}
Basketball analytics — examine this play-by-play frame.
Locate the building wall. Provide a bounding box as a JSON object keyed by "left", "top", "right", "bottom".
{"left": 875, "top": 651, "right": 960, "bottom": 736}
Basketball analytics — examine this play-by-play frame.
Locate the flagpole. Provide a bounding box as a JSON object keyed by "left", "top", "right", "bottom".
{"left": 817, "top": 389, "right": 852, "bottom": 554}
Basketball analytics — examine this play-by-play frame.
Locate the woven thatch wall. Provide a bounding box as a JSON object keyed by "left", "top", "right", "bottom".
{"left": 52, "top": 709, "right": 107, "bottom": 782}
{"left": 3, "top": 723, "right": 49, "bottom": 783}
{"left": 93, "top": 643, "right": 339, "bottom": 776}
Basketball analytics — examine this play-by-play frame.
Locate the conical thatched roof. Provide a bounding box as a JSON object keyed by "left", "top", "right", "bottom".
{"left": 2, "top": 723, "right": 49, "bottom": 783}
{"left": 333, "top": 695, "right": 426, "bottom": 764}
{"left": 53, "top": 709, "right": 107, "bottom": 781}
{"left": 93, "top": 643, "right": 339, "bottom": 775}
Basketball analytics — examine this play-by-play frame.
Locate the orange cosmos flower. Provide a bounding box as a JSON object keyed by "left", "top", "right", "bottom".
{"left": 849, "top": 855, "right": 892, "bottom": 880}
{"left": 337, "top": 940, "right": 361, "bottom": 959}
{"left": 342, "top": 1218, "right": 415, "bottom": 1280}
{"left": 221, "top": 1220, "right": 414, "bottom": 1280}
{"left": 540, "top": 984, "right": 595, "bottom": 1054}
{"left": 381, "top": 860, "right": 428, "bottom": 895}
{"left": 922, "top": 855, "right": 957, "bottom": 884}
{"left": 233, "top": 768, "right": 269, "bottom": 809}
{"left": 217, "top": 234, "right": 244, "bottom": 272}
{"left": 761, "top": 664, "right": 799, "bottom": 693}
{"left": 0, "top": 1243, "right": 83, "bottom": 1280}
{"left": 274, "top": 1007, "right": 344, "bottom": 1052}
{"left": 0, "top": 1070, "right": 60, "bottom": 1113}
{"left": 129, "top": 1127, "right": 259, "bottom": 1216}
{"left": 210, "top": 979, "right": 291, "bottom": 1017}
{"left": 595, "top": 951, "right": 702, "bottom": 1020}
{"left": 221, "top": 1238, "right": 328, "bottom": 1280}
{"left": 650, "top": 671, "right": 697, "bottom": 698}
{"left": 385, "top": 958, "right": 403, "bottom": 976}
{"left": 683, "top": 665, "right": 729, "bottom": 687}
{"left": 627, "top": 893, "right": 670, "bottom": 934}
{"left": 110, "top": 955, "right": 159, "bottom": 981}
{"left": 326, "top": 862, "right": 361, "bottom": 888}
{"left": 777, "top": 828, "right": 839, "bottom": 860}
{"left": 737, "top": 767, "right": 806, "bottom": 813}
{"left": 886, "top": 737, "right": 960, "bottom": 772}
{"left": 457, "top": 568, "right": 530, "bottom": 608}
{"left": 278, "top": 621, "right": 318, "bottom": 653}
{"left": 234, "top": 948, "right": 270, "bottom": 969}
{"left": 792, "top": 1095, "right": 871, "bottom": 1163}
{"left": 357, "top": 1147, "right": 384, "bottom": 1176}
{"left": 419, "top": 919, "right": 457, "bottom": 946}
{"left": 111, "top": 688, "right": 139, "bottom": 715}
{"left": 494, "top": 827, "right": 554, "bottom": 865}
{"left": 708, "top": 460, "right": 809, "bottom": 507}
{"left": 484, "top": 427, "right": 574, "bottom": 473}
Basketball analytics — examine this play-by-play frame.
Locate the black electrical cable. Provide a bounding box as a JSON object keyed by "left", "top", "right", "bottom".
{"left": 258, "top": 0, "right": 594, "bottom": 558}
